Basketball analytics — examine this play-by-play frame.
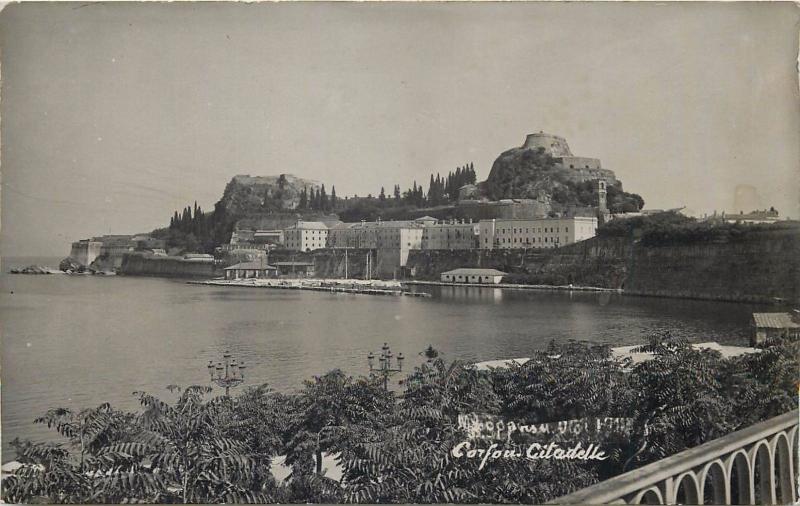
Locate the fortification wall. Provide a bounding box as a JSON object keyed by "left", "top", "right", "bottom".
{"left": 405, "top": 228, "right": 799, "bottom": 304}
{"left": 120, "top": 254, "right": 220, "bottom": 278}
{"left": 560, "top": 167, "right": 618, "bottom": 185}
{"left": 522, "top": 133, "right": 572, "bottom": 156}
{"left": 623, "top": 229, "right": 799, "bottom": 303}
{"left": 555, "top": 156, "right": 602, "bottom": 170}
{"left": 396, "top": 201, "right": 550, "bottom": 222}
{"left": 70, "top": 241, "right": 102, "bottom": 266}
{"left": 405, "top": 239, "right": 628, "bottom": 288}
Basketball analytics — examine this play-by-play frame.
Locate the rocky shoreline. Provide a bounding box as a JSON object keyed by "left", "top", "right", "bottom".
{"left": 9, "top": 262, "right": 116, "bottom": 276}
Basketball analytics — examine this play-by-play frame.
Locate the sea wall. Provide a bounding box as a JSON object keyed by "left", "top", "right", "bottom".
{"left": 405, "top": 227, "right": 800, "bottom": 304}
{"left": 623, "top": 228, "right": 799, "bottom": 303}
{"left": 120, "top": 253, "right": 220, "bottom": 278}
{"left": 405, "top": 239, "right": 628, "bottom": 288}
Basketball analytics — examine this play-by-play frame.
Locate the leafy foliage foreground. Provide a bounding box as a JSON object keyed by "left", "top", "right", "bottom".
{"left": 3, "top": 334, "right": 796, "bottom": 503}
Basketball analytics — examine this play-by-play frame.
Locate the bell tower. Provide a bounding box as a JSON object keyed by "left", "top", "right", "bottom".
{"left": 597, "top": 180, "right": 607, "bottom": 213}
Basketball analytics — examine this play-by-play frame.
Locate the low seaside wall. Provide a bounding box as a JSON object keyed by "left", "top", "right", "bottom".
{"left": 120, "top": 253, "right": 220, "bottom": 278}
{"left": 405, "top": 227, "right": 799, "bottom": 304}
{"left": 623, "top": 227, "right": 799, "bottom": 304}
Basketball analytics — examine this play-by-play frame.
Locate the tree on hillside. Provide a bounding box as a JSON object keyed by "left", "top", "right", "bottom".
{"left": 320, "top": 185, "right": 328, "bottom": 212}
{"left": 299, "top": 187, "right": 308, "bottom": 210}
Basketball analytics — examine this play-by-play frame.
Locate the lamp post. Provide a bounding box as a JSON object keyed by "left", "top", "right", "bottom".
{"left": 207, "top": 350, "right": 246, "bottom": 396}
{"left": 367, "top": 342, "right": 404, "bottom": 391}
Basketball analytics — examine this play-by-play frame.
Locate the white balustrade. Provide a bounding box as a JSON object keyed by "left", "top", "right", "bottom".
{"left": 553, "top": 410, "right": 798, "bottom": 505}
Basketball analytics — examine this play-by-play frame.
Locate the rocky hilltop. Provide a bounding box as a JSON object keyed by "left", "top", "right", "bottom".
{"left": 484, "top": 132, "right": 641, "bottom": 213}
{"left": 219, "top": 174, "right": 322, "bottom": 216}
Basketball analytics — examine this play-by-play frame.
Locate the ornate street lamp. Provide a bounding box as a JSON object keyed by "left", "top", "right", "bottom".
{"left": 368, "top": 342, "right": 404, "bottom": 391}
{"left": 207, "top": 350, "right": 246, "bottom": 396}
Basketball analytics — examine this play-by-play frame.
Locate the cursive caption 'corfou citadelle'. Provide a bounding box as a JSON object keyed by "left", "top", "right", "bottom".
{"left": 450, "top": 414, "right": 633, "bottom": 469}
{"left": 451, "top": 441, "right": 608, "bottom": 470}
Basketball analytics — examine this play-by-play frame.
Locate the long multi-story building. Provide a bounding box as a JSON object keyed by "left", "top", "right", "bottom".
{"left": 284, "top": 220, "right": 329, "bottom": 252}
{"left": 478, "top": 217, "right": 598, "bottom": 249}
{"left": 421, "top": 219, "right": 479, "bottom": 250}
{"left": 328, "top": 219, "right": 424, "bottom": 257}
{"left": 327, "top": 219, "right": 427, "bottom": 277}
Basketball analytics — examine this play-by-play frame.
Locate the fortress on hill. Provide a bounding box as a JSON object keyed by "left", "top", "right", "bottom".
{"left": 521, "top": 131, "right": 617, "bottom": 184}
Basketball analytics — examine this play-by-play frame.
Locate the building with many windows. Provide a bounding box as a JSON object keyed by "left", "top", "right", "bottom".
{"left": 327, "top": 219, "right": 425, "bottom": 278}
{"left": 327, "top": 219, "right": 425, "bottom": 252}
{"left": 478, "top": 216, "right": 598, "bottom": 249}
{"left": 421, "top": 220, "right": 479, "bottom": 250}
{"left": 284, "top": 221, "right": 329, "bottom": 251}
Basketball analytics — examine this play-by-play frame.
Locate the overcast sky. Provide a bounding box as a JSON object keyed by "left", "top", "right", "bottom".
{"left": 1, "top": 2, "right": 798, "bottom": 257}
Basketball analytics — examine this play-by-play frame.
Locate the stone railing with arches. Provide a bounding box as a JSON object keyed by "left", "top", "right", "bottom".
{"left": 553, "top": 410, "right": 798, "bottom": 505}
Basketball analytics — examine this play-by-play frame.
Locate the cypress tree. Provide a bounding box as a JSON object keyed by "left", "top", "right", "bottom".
{"left": 320, "top": 184, "right": 328, "bottom": 211}
{"left": 299, "top": 187, "right": 308, "bottom": 210}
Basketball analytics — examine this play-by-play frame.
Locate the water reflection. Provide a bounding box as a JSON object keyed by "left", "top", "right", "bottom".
{"left": 436, "top": 285, "right": 504, "bottom": 303}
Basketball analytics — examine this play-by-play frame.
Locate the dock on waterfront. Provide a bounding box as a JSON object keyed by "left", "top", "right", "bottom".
{"left": 404, "top": 280, "right": 621, "bottom": 293}
{"left": 188, "top": 278, "right": 432, "bottom": 298}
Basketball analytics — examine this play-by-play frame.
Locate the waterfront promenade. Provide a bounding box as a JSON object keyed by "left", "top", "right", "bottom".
{"left": 189, "top": 278, "right": 432, "bottom": 297}
{"left": 405, "top": 280, "right": 620, "bottom": 293}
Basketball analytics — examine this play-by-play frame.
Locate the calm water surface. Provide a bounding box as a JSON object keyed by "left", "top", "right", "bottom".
{"left": 1, "top": 256, "right": 769, "bottom": 460}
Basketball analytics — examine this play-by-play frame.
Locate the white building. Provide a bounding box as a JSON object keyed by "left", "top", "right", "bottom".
{"left": 284, "top": 221, "right": 329, "bottom": 252}
{"left": 478, "top": 217, "right": 598, "bottom": 250}
{"left": 440, "top": 268, "right": 506, "bottom": 284}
